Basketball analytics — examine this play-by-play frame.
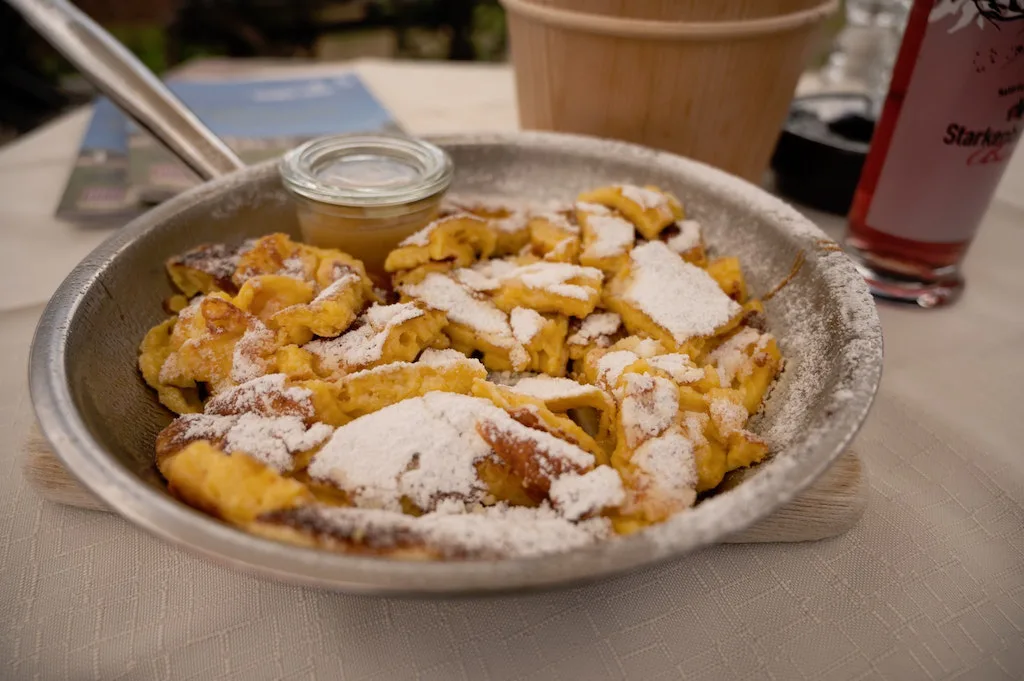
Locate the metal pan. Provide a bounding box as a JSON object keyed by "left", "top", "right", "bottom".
{"left": 17, "top": 0, "right": 882, "bottom": 595}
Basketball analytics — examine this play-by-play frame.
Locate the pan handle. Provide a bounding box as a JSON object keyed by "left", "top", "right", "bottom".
{"left": 9, "top": 0, "right": 246, "bottom": 181}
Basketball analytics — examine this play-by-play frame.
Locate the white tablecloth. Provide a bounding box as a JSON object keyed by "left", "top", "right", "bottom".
{"left": 1, "top": 60, "right": 1021, "bottom": 681}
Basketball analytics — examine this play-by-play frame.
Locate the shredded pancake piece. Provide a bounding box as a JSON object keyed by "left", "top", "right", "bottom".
{"left": 609, "top": 241, "right": 740, "bottom": 348}
{"left": 309, "top": 392, "right": 596, "bottom": 513}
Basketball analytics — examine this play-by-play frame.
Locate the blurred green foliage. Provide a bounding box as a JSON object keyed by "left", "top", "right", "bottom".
{"left": 108, "top": 25, "right": 168, "bottom": 73}
{"left": 471, "top": 2, "right": 507, "bottom": 60}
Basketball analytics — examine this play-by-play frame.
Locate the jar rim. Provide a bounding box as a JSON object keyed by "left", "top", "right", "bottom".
{"left": 279, "top": 134, "right": 454, "bottom": 207}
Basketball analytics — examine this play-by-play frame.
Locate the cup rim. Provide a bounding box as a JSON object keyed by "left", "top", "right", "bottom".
{"left": 500, "top": 0, "right": 840, "bottom": 40}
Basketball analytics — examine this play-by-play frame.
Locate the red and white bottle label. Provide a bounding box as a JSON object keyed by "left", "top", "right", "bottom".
{"left": 867, "top": 0, "right": 1024, "bottom": 243}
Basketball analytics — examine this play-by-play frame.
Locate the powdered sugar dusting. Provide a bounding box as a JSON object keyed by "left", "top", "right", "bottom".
{"left": 709, "top": 398, "right": 748, "bottom": 437}
{"left": 596, "top": 350, "right": 639, "bottom": 388}
{"left": 312, "top": 273, "right": 360, "bottom": 303}
{"left": 508, "top": 375, "right": 603, "bottom": 401}
{"left": 708, "top": 327, "right": 771, "bottom": 386}
{"left": 453, "top": 258, "right": 519, "bottom": 293}
{"left": 280, "top": 255, "right": 308, "bottom": 280}
{"left": 509, "top": 345, "right": 530, "bottom": 370}
{"left": 310, "top": 392, "right": 594, "bottom": 512}
{"left": 666, "top": 220, "right": 702, "bottom": 254}
{"left": 206, "top": 374, "right": 314, "bottom": 420}
{"left": 506, "top": 262, "right": 601, "bottom": 301}
{"left": 477, "top": 411, "right": 595, "bottom": 473}
{"left": 365, "top": 301, "right": 421, "bottom": 328}
{"left": 402, "top": 273, "right": 518, "bottom": 350}
{"left": 631, "top": 338, "right": 663, "bottom": 358}
{"left": 398, "top": 213, "right": 477, "bottom": 247}
{"left": 443, "top": 193, "right": 570, "bottom": 227}
{"left": 267, "top": 503, "right": 612, "bottom": 559}
{"left": 568, "top": 312, "right": 621, "bottom": 347}
{"left": 619, "top": 374, "right": 677, "bottom": 448}
{"left": 419, "top": 505, "right": 611, "bottom": 558}
{"left": 231, "top": 319, "right": 275, "bottom": 384}
{"left": 619, "top": 184, "right": 672, "bottom": 218}
{"left": 416, "top": 348, "right": 473, "bottom": 368}
{"left": 304, "top": 302, "right": 425, "bottom": 372}
{"left": 399, "top": 224, "right": 433, "bottom": 247}
{"left": 681, "top": 411, "right": 709, "bottom": 447}
{"left": 624, "top": 242, "right": 740, "bottom": 344}
{"left": 631, "top": 432, "right": 697, "bottom": 507}
{"left": 575, "top": 201, "right": 612, "bottom": 215}
{"left": 549, "top": 466, "right": 625, "bottom": 521}
{"left": 176, "top": 412, "right": 332, "bottom": 472}
{"left": 225, "top": 414, "right": 332, "bottom": 471}
{"left": 510, "top": 307, "right": 545, "bottom": 345}
{"left": 492, "top": 211, "right": 529, "bottom": 234}
{"left": 442, "top": 196, "right": 532, "bottom": 233}
{"left": 180, "top": 412, "right": 235, "bottom": 442}
{"left": 339, "top": 350, "right": 484, "bottom": 382}
{"left": 471, "top": 258, "right": 518, "bottom": 281}
{"left": 535, "top": 212, "right": 579, "bottom": 234}
{"left": 453, "top": 267, "right": 500, "bottom": 292}
{"left": 309, "top": 393, "right": 496, "bottom": 511}
{"left": 583, "top": 214, "right": 635, "bottom": 258}
{"left": 647, "top": 354, "right": 704, "bottom": 384}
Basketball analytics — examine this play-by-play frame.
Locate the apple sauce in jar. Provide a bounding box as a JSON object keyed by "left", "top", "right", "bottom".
{"left": 279, "top": 135, "right": 453, "bottom": 274}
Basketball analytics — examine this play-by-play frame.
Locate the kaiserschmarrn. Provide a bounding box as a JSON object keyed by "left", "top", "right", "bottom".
{"left": 139, "top": 183, "right": 784, "bottom": 560}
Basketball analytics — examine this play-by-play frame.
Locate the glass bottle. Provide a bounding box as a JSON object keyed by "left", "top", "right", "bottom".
{"left": 844, "top": 0, "right": 1024, "bottom": 307}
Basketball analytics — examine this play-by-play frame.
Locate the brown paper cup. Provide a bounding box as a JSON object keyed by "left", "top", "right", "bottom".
{"left": 502, "top": 0, "right": 838, "bottom": 182}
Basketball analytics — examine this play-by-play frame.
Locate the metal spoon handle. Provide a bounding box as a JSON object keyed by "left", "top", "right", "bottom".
{"left": 8, "top": 0, "right": 246, "bottom": 180}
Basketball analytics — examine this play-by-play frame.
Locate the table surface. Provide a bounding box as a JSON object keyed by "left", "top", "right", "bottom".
{"left": 1, "top": 59, "right": 1021, "bottom": 681}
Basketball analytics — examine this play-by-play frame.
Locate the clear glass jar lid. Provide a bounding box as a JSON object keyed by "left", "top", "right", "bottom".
{"left": 279, "top": 134, "right": 454, "bottom": 207}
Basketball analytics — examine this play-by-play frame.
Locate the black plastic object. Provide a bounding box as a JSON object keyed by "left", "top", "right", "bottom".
{"left": 771, "top": 93, "right": 876, "bottom": 216}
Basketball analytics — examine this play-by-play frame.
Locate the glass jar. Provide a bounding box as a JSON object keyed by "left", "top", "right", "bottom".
{"left": 279, "top": 134, "right": 454, "bottom": 273}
